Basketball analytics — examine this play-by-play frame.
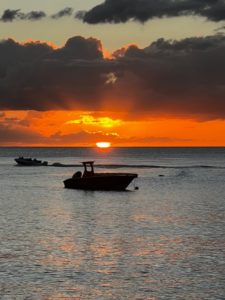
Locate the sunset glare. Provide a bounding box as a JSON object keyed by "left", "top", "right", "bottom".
{"left": 96, "top": 142, "right": 111, "bottom": 148}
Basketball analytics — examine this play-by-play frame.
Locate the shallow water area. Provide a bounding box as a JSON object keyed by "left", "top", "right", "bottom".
{"left": 0, "top": 147, "right": 225, "bottom": 299}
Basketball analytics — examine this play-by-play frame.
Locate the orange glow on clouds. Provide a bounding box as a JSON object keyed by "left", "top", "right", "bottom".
{"left": 66, "top": 115, "right": 122, "bottom": 128}
{"left": 112, "top": 43, "right": 138, "bottom": 58}
{"left": 1, "top": 110, "right": 225, "bottom": 146}
{"left": 22, "top": 39, "right": 58, "bottom": 49}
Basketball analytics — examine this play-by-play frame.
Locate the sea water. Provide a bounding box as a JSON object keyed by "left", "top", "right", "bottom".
{"left": 0, "top": 147, "right": 225, "bottom": 299}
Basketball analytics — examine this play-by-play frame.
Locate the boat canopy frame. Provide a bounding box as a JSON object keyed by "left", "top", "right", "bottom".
{"left": 82, "top": 161, "right": 95, "bottom": 177}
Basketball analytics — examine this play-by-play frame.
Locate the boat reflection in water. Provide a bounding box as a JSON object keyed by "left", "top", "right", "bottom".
{"left": 64, "top": 161, "right": 138, "bottom": 191}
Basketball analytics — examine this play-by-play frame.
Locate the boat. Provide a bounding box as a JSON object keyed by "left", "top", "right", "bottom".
{"left": 15, "top": 157, "right": 48, "bottom": 166}
{"left": 63, "top": 161, "right": 138, "bottom": 191}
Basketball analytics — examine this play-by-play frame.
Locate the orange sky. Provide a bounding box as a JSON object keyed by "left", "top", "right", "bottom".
{"left": 1, "top": 2, "right": 225, "bottom": 147}
{"left": 0, "top": 35, "right": 225, "bottom": 147}
{"left": 1, "top": 110, "right": 225, "bottom": 147}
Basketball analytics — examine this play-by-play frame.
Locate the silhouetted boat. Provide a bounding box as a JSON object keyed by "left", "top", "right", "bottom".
{"left": 15, "top": 157, "right": 48, "bottom": 166}
{"left": 64, "top": 161, "right": 138, "bottom": 191}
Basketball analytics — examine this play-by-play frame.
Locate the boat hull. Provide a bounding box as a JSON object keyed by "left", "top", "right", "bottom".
{"left": 15, "top": 158, "right": 48, "bottom": 166}
{"left": 64, "top": 173, "right": 137, "bottom": 191}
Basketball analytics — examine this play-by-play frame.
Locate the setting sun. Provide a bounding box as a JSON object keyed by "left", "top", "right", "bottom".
{"left": 96, "top": 142, "right": 111, "bottom": 148}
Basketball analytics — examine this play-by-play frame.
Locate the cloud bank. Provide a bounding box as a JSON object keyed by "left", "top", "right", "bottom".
{"left": 77, "top": 0, "right": 225, "bottom": 23}
{"left": 0, "top": 34, "right": 225, "bottom": 119}
{"left": 2, "top": 1, "right": 225, "bottom": 23}
{"left": 0, "top": 114, "right": 189, "bottom": 146}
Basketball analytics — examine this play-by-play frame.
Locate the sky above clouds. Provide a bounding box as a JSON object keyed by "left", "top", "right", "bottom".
{"left": 0, "top": 0, "right": 220, "bottom": 49}
{"left": 0, "top": 0, "right": 225, "bottom": 146}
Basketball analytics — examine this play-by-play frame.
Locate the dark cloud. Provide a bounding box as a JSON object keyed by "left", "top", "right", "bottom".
{"left": 76, "top": 0, "right": 225, "bottom": 23}
{"left": 0, "top": 36, "right": 115, "bottom": 111}
{"left": 114, "top": 34, "right": 225, "bottom": 119}
{"left": 53, "top": 36, "right": 104, "bottom": 60}
{"left": 0, "top": 123, "right": 44, "bottom": 145}
{"left": 0, "top": 9, "right": 46, "bottom": 22}
{"left": 0, "top": 7, "right": 71, "bottom": 22}
{"left": 1, "top": 9, "right": 21, "bottom": 22}
{"left": 2, "top": 2, "right": 225, "bottom": 23}
{"left": 51, "top": 7, "right": 73, "bottom": 19}
{"left": 0, "top": 34, "right": 225, "bottom": 119}
{"left": 24, "top": 11, "right": 46, "bottom": 21}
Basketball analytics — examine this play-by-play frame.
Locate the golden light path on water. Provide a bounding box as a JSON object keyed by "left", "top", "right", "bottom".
{"left": 0, "top": 147, "right": 225, "bottom": 299}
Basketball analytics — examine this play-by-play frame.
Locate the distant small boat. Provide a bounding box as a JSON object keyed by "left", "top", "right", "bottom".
{"left": 64, "top": 161, "right": 138, "bottom": 191}
{"left": 15, "top": 157, "right": 48, "bottom": 166}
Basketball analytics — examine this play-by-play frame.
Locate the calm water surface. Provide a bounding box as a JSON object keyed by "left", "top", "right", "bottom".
{"left": 0, "top": 148, "right": 225, "bottom": 299}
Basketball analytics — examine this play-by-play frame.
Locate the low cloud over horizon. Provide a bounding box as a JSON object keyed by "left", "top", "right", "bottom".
{"left": 0, "top": 34, "right": 225, "bottom": 120}
{"left": 0, "top": 114, "right": 191, "bottom": 146}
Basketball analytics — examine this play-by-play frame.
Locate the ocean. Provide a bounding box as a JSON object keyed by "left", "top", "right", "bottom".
{"left": 0, "top": 147, "right": 225, "bottom": 299}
